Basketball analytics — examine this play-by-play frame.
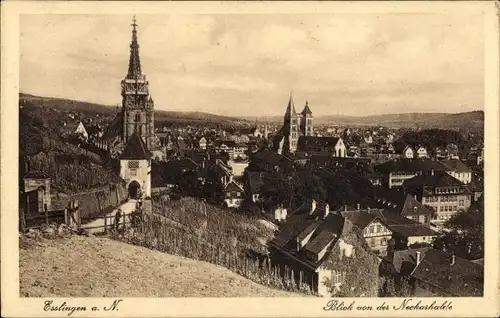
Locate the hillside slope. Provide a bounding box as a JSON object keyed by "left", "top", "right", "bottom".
{"left": 246, "top": 111, "right": 483, "bottom": 130}
{"left": 20, "top": 93, "right": 251, "bottom": 128}
{"left": 19, "top": 235, "right": 299, "bottom": 297}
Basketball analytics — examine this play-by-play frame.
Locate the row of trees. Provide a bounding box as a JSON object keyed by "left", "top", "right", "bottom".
{"left": 259, "top": 162, "right": 372, "bottom": 213}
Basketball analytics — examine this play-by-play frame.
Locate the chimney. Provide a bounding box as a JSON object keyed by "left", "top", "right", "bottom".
{"left": 310, "top": 199, "right": 317, "bottom": 214}
{"left": 296, "top": 236, "right": 300, "bottom": 252}
{"left": 344, "top": 205, "right": 348, "bottom": 212}
{"left": 416, "top": 251, "right": 421, "bottom": 265}
{"left": 431, "top": 169, "right": 434, "bottom": 176}
{"left": 367, "top": 207, "right": 371, "bottom": 214}
{"left": 356, "top": 203, "right": 360, "bottom": 210}
{"left": 451, "top": 253, "right": 456, "bottom": 266}
{"left": 324, "top": 203, "right": 330, "bottom": 218}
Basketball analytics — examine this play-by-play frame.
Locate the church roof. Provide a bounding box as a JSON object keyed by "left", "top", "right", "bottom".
{"left": 301, "top": 101, "right": 313, "bottom": 115}
{"left": 127, "top": 16, "right": 143, "bottom": 79}
{"left": 119, "top": 132, "right": 152, "bottom": 160}
{"left": 102, "top": 113, "right": 123, "bottom": 140}
{"left": 284, "top": 95, "right": 297, "bottom": 118}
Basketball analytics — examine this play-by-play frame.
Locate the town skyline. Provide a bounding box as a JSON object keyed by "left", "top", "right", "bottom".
{"left": 20, "top": 13, "right": 484, "bottom": 117}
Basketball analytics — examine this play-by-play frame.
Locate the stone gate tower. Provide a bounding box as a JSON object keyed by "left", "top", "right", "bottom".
{"left": 121, "top": 16, "right": 155, "bottom": 150}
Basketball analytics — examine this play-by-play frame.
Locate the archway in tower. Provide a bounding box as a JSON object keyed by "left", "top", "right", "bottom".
{"left": 128, "top": 180, "right": 142, "bottom": 199}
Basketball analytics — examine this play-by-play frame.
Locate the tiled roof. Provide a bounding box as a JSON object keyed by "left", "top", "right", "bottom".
{"left": 440, "top": 159, "right": 472, "bottom": 173}
{"left": 403, "top": 171, "right": 465, "bottom": 188}
{"left": 270, "top": 212, "right": 345, "bottom": 269}
{"left": 388, "top": 224, "right": 439, "bottom": 237}
{"left": 400, "top": 194, "right": 433, "bottom": 216}
{"left": 297, "top": 136, "right": 340, "bottom": 150}
{"left": 304, "top": 230, "right": 337, "bottom": 254}
{"left": 341, "top": 210, "right": 386, "bottom": 231}
{"left": 411, "top": 249, "right": 483, "bottom": 296}
{"left": 119, "top": 132, "right": 153, "bottom": 160}
{"left": 102, "top": 113, "right": 123, "bottom": 140}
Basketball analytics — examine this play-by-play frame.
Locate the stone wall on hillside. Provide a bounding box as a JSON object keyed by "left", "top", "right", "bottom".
{"left": 52, "top": 183, "right": 127, "bottom": 220}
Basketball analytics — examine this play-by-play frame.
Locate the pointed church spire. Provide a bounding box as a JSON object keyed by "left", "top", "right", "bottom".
{"left": 127, "top": 15, "right": 142, "bottom": 79}
{"left": 284, "top": 90, "right": 297, "bottom": 118}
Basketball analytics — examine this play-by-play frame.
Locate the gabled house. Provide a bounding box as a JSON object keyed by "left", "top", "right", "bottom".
{"left": 223, "top": 180, "right": 244, "bottom": 208}
{"left": 445, "top": 143, "right": 460, "bottom": 159}
{"left": 269, "top": 210, "right": 379, "bottom": 297}
{"left": 402, "top": 145, "right": 415, "bottom": 159}
{"left": 399, "top": 194, "right": 434, "bottom": 226}
{"left": 296, "top": 136, "right": 346, "bottom": 158}
{"left": 416, "top": 146, "right": 428, "bottom": 158}
{"left": 375, "top": 158, "right": 446, "bottom": 188}
{"left": 403, "top": 171, "right": 472, "bottom": 223}
{"left": 23, "top": 171, "right": 52, "bottom": 214}
{"left": 199, "top": 137, "right": 207, "bottom": 150}
{"left": 440, "top": 159, "right": 472, "bottom": 184}
{"left": 341, "top": 209, "right": 393, "bottom": 257}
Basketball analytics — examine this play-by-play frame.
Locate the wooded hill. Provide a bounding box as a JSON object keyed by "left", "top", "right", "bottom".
{"left": 247, "top": 111, "right": 484, "bottom": 131}
{"left": 20, "top": 93, "right": 252, "bottom": 130}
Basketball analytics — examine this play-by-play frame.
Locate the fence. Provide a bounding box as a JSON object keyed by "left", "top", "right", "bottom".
{"left": 111, "top": 212, "right": 315, "bottom": 295}
{"left": 19, "top": 200, "right": 81, "bottom": 233}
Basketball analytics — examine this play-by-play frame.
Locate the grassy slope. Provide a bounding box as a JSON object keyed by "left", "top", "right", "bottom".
{"left": 19, "top": 235, "right": 298, "bottom": 297}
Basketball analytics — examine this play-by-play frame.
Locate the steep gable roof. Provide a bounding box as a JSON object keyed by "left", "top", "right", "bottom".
{"left": 301, "top": 101, "right": 313, "bottom": 116}
{"left": 284, "top": 95, "right": 297, "bottom": 118}
{"left": 224, "top": 180, "right": 244, "bottom": 193}
{"left": 102, "top": 113, "right": 123, "bottom": 140}
{"left": 270, "top": 211, "right": 345, "bottom": 269}
{"left": 400, "top": 194, "right": 433, "bottom": 216}
{"left": 119, "top": 132, "right": 152, "bottom": 160}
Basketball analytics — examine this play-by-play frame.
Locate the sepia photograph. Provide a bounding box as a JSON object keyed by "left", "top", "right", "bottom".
{"left": 2, "top": 1, "right": 499, "bottom": 317}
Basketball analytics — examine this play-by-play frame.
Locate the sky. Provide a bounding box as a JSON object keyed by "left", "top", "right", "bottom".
{"left": 20, "top": 13, "right": 484, "bottom": 117}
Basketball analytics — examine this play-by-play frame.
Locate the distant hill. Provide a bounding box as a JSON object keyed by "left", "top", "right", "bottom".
{"left": 19, "top": 93, "right": 252, "bottom": 128}
{"left": 246, "top": 111, "right": 484, "bottom": 130}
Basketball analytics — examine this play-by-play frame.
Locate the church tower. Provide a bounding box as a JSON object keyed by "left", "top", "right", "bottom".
{"left": 300, "top": 101, "right": 313, "bottom": 136}
{"left": 121, "top": 16, "right": 155, "bottom": 150}
{"left": 283, "top": 93, "right": 300, "bottom": 153}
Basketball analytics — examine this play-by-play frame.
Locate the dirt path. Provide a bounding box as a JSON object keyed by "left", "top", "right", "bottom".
{"left": 19, "top": 235, "right": 302, "bottom": 297}
{"left": 80, "top": 199, "right": 137, "bottom": 234}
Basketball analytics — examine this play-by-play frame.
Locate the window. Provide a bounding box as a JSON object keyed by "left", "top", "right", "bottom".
{"left": 370, "top": 238, "right": 376, "bottom": 246}
{"left": 381, "top": 238, "right": 387, "bottom": 246}
{"left": 226, "top": 193, "right": 230, "bottom": 197}
{"left": 331, "top": 270, "right": 343, "bottom": 285}
{"left": 128, "top": 161, "right": 140, "bottom": 169}
{"left": 236, "top": 192, "right": 241, "bottom": 197}
{"left": 459, "top": 200, "right": 464, "bottom": 207}
{"left": 130, "top": 169, "right": 137, "bottom": 177}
